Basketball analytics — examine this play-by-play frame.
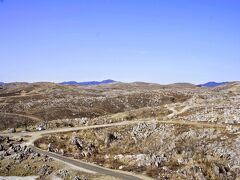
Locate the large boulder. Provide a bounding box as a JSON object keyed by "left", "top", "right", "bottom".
{"left": 70, "top": 136, "right": 84, "bottom": 150}
{"left": 9, "top": 128, "right": 16, "bottom": 133}
{"left": 105, "top": 133, "right": 117, "bottom": 146}
{"left": 0, "top": 144, "right": 3, "bottom": 151}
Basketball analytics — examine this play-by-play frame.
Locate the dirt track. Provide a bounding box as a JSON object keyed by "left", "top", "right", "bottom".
{"left": 1, "top": 105, "right": 239, "bottom": 180}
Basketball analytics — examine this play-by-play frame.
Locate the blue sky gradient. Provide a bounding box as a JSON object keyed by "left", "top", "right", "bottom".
{"left": 0, "top": 0, "right": 240, "bottom": 84}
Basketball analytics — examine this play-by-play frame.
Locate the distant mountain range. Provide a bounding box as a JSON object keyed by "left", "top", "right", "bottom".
{"left": 59, "top": 79, "right": 116, "bottom": 86}
{"left": 198, "top": 82, "right": 228, "bottom": 87}
{"left": 0, "top": 81, "right": 230, "bottom": 87}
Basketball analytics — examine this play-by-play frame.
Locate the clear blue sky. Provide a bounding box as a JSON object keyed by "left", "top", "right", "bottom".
{"left": 0, "top": 0, "right": 239, "bottom": 84}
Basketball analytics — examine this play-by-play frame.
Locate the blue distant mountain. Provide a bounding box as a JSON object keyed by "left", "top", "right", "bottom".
{"left": 0, "top": 82, "right": 4, "bottom": 85}
{"left": 60, "top": 79, "right": 116, "bottom": 86}
{"left": 199, "top": 81, "right": 228, "bottom": 87}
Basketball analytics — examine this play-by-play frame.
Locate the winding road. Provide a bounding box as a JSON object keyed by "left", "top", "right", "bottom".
{"left": 31, "top": 145, "right": 145, "bottom": 180}
{"left": 1, "top": 105, "right": 239, "bottom": 180}
{"left": 1, "top": 120, "right": 155, "bottom": 180}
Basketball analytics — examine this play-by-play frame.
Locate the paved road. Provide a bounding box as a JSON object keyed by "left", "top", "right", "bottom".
{"left": 1, "top": 105, "right": 239, "bottom": 180}
{"left": 1, "top": 120, "right": 154, "bottom": 180}
{"left": 31, "top": 146, "right": 143, "bottom": 180}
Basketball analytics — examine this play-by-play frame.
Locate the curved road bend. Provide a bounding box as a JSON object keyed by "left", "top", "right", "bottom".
{"left": 1, "top": 115, "right": 238, "bottom": 180}
{"left": 0, "top": 120, "right": 154, "bottom": 180}
{"left": 31, "top": 146, "right": 144, "bottom": 180}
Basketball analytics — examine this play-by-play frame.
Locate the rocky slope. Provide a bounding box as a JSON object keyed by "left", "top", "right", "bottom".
{"left": 0, "top": 81, "right": 240, "bottom": 179}
{"left": 0, "top": 82, "right": 190, "bottom": 131}
{"left": 35, "top": 121, "right": 240, "bottom": 179}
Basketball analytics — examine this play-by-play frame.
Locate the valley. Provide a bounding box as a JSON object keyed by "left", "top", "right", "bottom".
{"left": 0, "top": 82, "right": 239, "bottom": 179}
